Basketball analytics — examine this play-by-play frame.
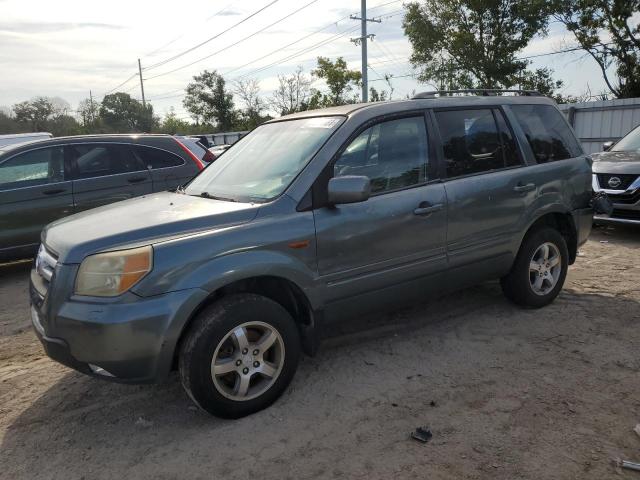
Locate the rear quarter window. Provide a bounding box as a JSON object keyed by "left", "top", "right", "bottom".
{"left": 511, "top": 104, "right": 583, "bottom": 163}
{"left": 134, "top": 146, "right": 185, "bottom": 169}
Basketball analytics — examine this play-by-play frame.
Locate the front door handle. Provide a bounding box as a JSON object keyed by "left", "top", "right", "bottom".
{"left": 414, "top": 203, "right": 444, "bottom": 216}
{"left": 513, "top": 182, "right": 536, "bottom": 193}
{"left": 127, "top": 176, "right": 147, "bottom": 184}
{"left": 42, "top": 188, "right": 66, "bottom": 195}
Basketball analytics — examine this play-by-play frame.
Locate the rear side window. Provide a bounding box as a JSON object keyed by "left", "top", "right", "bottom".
{"left": 511, "top": 104, "right": 583, "bottom": 163}
{"left": 0, "top": 147, "right": 65, "bottom": 190}
{"left": 68, "top": 144, "right": 145, "bottom": 179}
{"left": 334, "top": 116, "right": 429, "bottom": 194}
{"left": 134, "top": 146, "right": 184, "bottom": 169}
{"left": 435, "top": 108, "right": 522, "bottom": 178}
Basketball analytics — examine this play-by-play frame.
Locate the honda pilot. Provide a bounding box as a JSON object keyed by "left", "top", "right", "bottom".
{"left": 30, "top": 92, "right": 593, "bottom": 418}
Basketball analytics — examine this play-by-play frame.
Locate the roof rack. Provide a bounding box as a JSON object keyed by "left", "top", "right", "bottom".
{"left": 412, "top": 89, "right": 541, "bottom": 99}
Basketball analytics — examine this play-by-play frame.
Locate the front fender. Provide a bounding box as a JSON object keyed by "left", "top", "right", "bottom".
{"left": 134, "top": 249, "right": 322, "bottom": 310}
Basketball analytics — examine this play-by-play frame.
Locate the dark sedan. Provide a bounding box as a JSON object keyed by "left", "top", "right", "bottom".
{"left": 592, "top": 124, "right": 640, "bottom": 225}
{"left": 0, "top": 134, "right": 204, "bottom": 261}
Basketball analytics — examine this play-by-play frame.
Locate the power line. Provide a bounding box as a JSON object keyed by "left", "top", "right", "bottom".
{"left": 143, "top": 1, "right": 237, "bottom": 58}
{"left": 103, "top": 72, "right": 138, "bottom": 95}
{"left": 232, "top": 25, "right": 361, "bottom": 80}
{"left": 144, "top": 0, "right": 320, "bottom": 81}
{"left": 144, "top": 0, "right": 280, "bottom": 72}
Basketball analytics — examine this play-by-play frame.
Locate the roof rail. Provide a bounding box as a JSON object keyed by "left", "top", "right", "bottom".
{"left": 412, "top": 89, "right": 541, "bottom": 99}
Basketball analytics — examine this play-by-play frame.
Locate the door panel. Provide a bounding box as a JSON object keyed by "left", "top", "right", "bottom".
{"left": 314, "top": 115, "right": 447, "bottom": 307}
{"left": 0, "top": 146, "right": 73, "bottom": 255}
{"left": 434, "top": 108, "right": 535, "bottom": 276}
{"left": 315, "top": 183, "right": 448, "bottom": 304}
{"left": 68, "top": 143, "right": 153, "bottom": 212}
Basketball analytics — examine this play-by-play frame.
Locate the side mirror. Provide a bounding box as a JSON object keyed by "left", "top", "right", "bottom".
{"left": 602, "top": 141, "right": 614, "bottom": 151}
{"left": 328, "top": 175, "right": 371, "bottom": 205}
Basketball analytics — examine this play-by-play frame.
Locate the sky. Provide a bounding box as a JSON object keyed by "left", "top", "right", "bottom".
{"left": 0, "top": 0, "right": 619, "bottom": 120}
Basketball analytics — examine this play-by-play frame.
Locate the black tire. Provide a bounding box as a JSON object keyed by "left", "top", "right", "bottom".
{"left": 501, "top": 226, "right": 569, "bottom": 308}
{"left": 179, "top": 293, "right": 301, "bottom": 418}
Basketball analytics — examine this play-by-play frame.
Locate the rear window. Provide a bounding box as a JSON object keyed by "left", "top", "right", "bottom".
{"left": 435, "top": 108, "right": 522, "bottom": 178}
{"left": 134, "top": 146, "right": 184, "bottom": 169}
{"left": 511, "top": 104, "right": 583, "bottom": 163}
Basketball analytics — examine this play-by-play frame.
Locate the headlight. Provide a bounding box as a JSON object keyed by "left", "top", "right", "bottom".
{"left": 75, "top": 246, "right": 153, "bottom": 297}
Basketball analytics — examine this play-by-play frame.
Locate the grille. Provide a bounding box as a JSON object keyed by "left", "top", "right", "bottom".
{"left": 607, "top": 189, "right": 640, "bottom": 205}
{"left": 611, "top": 209, "right": 640, "bottom": 221}
{"left": 596, "top": 173, "right": 639, "bottom": 191}
{"left": 35, "top": 244, "right": 58, "bottom": 294}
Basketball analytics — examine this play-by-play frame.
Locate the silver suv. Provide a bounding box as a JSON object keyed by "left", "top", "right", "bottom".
{"left": 30, "top": 91, "right": 593, "bottom": 418}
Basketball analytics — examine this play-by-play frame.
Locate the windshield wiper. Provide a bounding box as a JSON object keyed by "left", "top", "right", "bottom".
{"left": 200, "top": 191, "right": 237, "bottom": 202}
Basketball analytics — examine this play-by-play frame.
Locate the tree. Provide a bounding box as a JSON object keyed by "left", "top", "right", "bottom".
{"left": 159, "top": 108, "right": 192, "bottom": 134}
{"left": 77, "top": 97, "right": 100, "bottom": 128}
{"left": 13, "top": 97, "right": 54, "bottom": 131}
{"left": 183, "top": 70, "right": 236, "bottom": 130}
{"left": 403, "top": 0, "right": 556, "bottom": 90}
{"left": 99, "top": 92, "right": 155, "bottom": 132}
{"left": 234, "top": 78, "right": 268, "bottom": 129}
{"left": 311, "top": 57, "right": 362, "bottom": 107}
{"left": 369, "top": 87, "right": 388, "bottom": 102}
{"left": 270, "top": 66, "right": 312, "bottom": 115}
{"left": 553, "top": 0, "right": 640, "bottom": 98}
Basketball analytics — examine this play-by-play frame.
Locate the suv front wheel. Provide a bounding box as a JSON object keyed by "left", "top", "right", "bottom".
{"left": 179, "top": 293, "right": 301, "bottom": 418}
{"left": 501, "top": 227, "right": 569, "bottom": 308}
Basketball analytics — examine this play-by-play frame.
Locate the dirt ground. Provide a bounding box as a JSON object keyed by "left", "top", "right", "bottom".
{"left": 0, "top": 225, "right": 639, "bottom": 480}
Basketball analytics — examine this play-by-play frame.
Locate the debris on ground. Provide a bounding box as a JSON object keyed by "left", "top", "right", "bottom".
{"left": 411, "top": 426, "right": 433, "bottom": 443}
{"left": 135, "top": 416, "right": 153, "bottom": 428}
{"left": 615, "top": 458, "right": 640, "bottom": 472}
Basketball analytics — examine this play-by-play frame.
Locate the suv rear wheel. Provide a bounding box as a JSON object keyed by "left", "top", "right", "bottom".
{"left": 501, "top": 226, "right": 569, "bottom": 308}
{"left": 179, "top": 293, "right": 301, "bottom": 418}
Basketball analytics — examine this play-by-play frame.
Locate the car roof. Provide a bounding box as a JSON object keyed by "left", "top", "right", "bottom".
{"left": 0, "top": 134, "right": 175, "bottom": 158}
{"left": 270, "top": 95, "right": 557, "bottom": 123}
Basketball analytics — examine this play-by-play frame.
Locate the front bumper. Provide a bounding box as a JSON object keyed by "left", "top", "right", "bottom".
{"left": 30, "top": 269, "right": 208, "bottom": 383}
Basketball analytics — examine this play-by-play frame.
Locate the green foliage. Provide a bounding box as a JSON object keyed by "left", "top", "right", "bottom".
{"left": 12, "top": 97, "right": 55, "bottom": 131}
{"left": 403, "top": 0, "right": 558, "bottom": 91}
{"left": 183, "top": 70, "right": 237, "bottom": 131}
{"left": 310, "top": 57, "right": 362, "bottom": 107}
{"left": 553, "top": 0, "right": 640, "bottom": 98}
{"left": 158, "top": 109, "right": 199, "bottom": 134}
{"left": 369, "top": 87, "right": 389, "bottom": 102}
{"left": 99, "top": 92, "right": 156, "bottom": 132}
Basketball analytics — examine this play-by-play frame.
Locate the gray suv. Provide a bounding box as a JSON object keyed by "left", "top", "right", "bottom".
{"left": 30, "top": 92, "right": 593, "bottom": 418}
{"left": 0, "top": 134, "right": 205, "bottom": 261}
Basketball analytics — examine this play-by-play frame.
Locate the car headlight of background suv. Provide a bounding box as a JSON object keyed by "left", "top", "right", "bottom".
{"left": 75, "top": 246, "right": 153, "bottom": 297}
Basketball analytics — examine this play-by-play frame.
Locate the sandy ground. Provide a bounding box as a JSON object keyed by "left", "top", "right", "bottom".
{"left": 0, "top": 225, "right": 639, "bottom": 480}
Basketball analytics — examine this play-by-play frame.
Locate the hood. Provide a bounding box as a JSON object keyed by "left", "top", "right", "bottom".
{"left": 44, "top": 191, "right": 259, "bottom": 263}
{"left": 592, "top": 150, "right": 640, "bottom": 174}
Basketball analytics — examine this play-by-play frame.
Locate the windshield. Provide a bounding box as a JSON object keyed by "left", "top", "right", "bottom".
{"left": 185, "top": 116, "right": 342, "bottom": 202}
{"left": 612, "top": 125, "right": 640, "bottom": 152}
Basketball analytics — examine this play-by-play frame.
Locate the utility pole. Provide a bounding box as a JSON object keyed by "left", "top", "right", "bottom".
{"left": 138, "top": 58, "right": 146, "bottom": 108}
{"left": 89, "top": 90, "right": 95, "bottom": 123}
{"left": 351, "top": 0, "right": 381, "bottom": 103}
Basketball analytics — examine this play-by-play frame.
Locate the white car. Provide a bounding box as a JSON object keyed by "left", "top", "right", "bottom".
{"left": 0, "top": 132, "right": 53, "bottom": 148}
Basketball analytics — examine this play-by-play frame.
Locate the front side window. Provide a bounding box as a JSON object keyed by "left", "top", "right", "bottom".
{"left": 334, "top": 116, "right": 429, "bottom": 194}
{"left": 0, "top": 146, "right": 65, "bottom": 190}
{"left": 511, "top": 104, "right": 583, "bottom": 163}
{"left": 185, "top": 116, "right": 342, "bottom": 202}
{"left": 68, "top": 144, "right": 144, "bottom": 179}
{"left": 436, "top": 108, "right": 521, "bottom": 178}
{"left": 135, "top": 146, "right": 184, "bottom": 169}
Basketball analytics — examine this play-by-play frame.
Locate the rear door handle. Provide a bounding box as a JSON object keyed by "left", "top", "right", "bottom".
{"left": 414, "top": 203, "right": 444, "bottom": 216}
{"left": 42, "top": 188, "right": 66, "bottom": 195}
{"left": 513, "top": 183, "right": 536, "bottom": 193}
{"left": 127, "top": 176, "right": 147, "bottom": 184}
